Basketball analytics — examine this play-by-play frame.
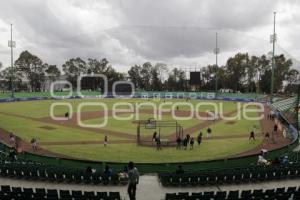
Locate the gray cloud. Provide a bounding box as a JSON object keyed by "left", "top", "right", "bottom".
{"left": 0, "top": 0, "right": 299, "bottom": 71}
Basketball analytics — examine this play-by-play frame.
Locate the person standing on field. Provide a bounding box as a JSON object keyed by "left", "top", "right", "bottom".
{"left": 104, "top": 135, "right": 108, "bottom": 147}
{"left": 190, "top": 137, "right": 194, "bottom": 150}
{"left": 127, "top": 161, "right": 139, "bottom": 200}
{"left": 176, "top": 136, "right": 182, "bottom": 150}
{"left": 31, "top": 138, "right": 37, "bottom": 151}
{"left": 152, "top": 131, "right": 157, "bottom": 146}
{"left": 197, "top": 132, "right": 203, "bottom": 145}
{"left": 9, "top": 132, "right": 15, "bottom": 146}
{"left": 207, "top": 128, "right": 212, "bottom": 139}
{"left": 249, "top": 131, "right": 255, "bottom": 140}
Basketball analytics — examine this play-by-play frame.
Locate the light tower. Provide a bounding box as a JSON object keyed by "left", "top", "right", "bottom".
{"left": 270, "top": 12, "right": 277, "bottom": 103}
{"left": 213, "top": 32, "right": 220, "bottom": 96}
{"left": 8, "top": 24, "right": 16, "bottom": 98}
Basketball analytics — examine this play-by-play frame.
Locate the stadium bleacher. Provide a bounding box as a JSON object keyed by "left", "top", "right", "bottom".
{"left": 165, "top": 186, "right": 300, "bottom": 200}
{"left": 159, "top": 151, "right": 300, "bottom": 187}
{"left": 0, "top": 145, "right": 128, "bottom": 185}
{"left": 0, "top": 162, "right": 127, "bottom": 185}
{"left": 271, "top": 97, "right": 297, "bottom": 112}
{"left": 0, "top": 185, "right": 121, "bottom": 200}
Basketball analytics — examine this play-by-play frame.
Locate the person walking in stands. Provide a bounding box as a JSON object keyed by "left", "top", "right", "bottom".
{"left": 86, "top": 166, "right": 92, "bottom": 174}
{"left": 127, "top": 161, "right": 139, "bottom": 200}
{"left": 175, "top": 165, "right": 184, "bottom": 174}
{"left": 104, "top": 164, "right": 113, "bottom": 177}
{"left": 207, "top": 127, "right": 212, "bottom": 139}
{"left": 176, "top": 136, "right": 182, "bottom": 150}
{"left": 104, "top": 135, "right": 108, "bottom": 147}
{"left": 249, "top": 131, "right": 255, "bottom": 140}
{"left": 190, "top": 137, "right": 194, "bottom": 150}
{"left": 197, "top": 132, "right": 203, "bottom": 145}
{"left": 31, "top": 138, "right": 37, "bottom": 151}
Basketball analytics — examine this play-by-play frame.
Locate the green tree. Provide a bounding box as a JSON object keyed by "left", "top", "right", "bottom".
{"left": 14, "top": 50, "right": 46, "bottom": 92}
{"left": 140, "top": 62, "right": 153, "bottom": 90}
{"left": 256, "top": 55, "right": 270, "bottom": 93}
{"left": 166, "top": 68, "right": 186, "bottom": 91}
{"left": 128, "top": 65, "right": 143, "bottom": 89}
{"left": 226, "top": 53, "right": 248, "bottom": 92}
{"left": 62, "top": 57, "right": 86, "bottom": 88}
{"left": 285, "top": 69, "right": 299, "bottom": 94}
{"left": 273, "top": 54, "right": 293, "bottom": 92}
{"left": 87, "top": 58, "right": 109, "bottom": 74}
{"left": 45, "top": 64, "right": 61, "bottom": 82}
{"left": 0, "top": 66, "right": 24, "bottom": 91}
{"left": 245, "top": 56, "right": 259, "bottom": 92}
{"left": 105, "top": 65, "right": 125, "bottom": 91}
{"left": 151, "top": 63, "right": 167, "bottom": 91}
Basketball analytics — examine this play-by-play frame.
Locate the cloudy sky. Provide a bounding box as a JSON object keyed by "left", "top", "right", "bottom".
{"left": 0, "top": 0, "right": 299, "bottom": 72}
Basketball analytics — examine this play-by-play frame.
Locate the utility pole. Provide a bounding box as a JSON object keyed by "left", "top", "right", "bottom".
{"left": 8, "top": 24, "right": 16, "bottom": 98}
{"left": 270, "top": 12, "right": 277, "bottom": 103}
{"left": 213, "top": 32, "right": 220, "bottom": 96}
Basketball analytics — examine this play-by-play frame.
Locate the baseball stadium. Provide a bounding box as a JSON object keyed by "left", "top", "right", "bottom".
{"left": 1, "top": 1, "right": 300, "bottom": 200}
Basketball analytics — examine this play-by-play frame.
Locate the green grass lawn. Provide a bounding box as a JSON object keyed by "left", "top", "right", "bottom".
{"left": 0, "top": 98, "right": 240, "bottom": 118}
{"left": 83, "top": 112, "right": 203, "bottom": 136}
{"left": 0, "top": 98, "right": 264, "bottom": 163}
{"left": 0, "top": 114, "right": 124, "bottom": 143}
{"left": 190, "top": 111, "right": 262, "bottom": 137}
{"left": 44, "top": 138, "right": 261, "bottom": 163}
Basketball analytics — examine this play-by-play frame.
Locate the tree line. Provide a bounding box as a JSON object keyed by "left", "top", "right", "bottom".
{"left": 0, "top": 50, "right": 298, "bottom": 94}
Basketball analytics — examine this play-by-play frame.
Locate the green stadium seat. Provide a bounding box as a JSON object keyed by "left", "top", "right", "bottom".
{"left": 71, "top": 190, "right": 83, "bottom": 199}
{"left": 60, "top": 190, "right": 71, "bottom": 199}
{"left": 109, "top": 191, "right": 121, "bottom": 200}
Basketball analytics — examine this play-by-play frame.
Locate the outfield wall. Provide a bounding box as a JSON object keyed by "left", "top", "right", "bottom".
{"left": 0, "top": 91, "right": 266, "bottom": 103}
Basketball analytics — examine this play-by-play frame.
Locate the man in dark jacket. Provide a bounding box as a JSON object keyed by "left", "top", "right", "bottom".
{"left": 127, "top": 161, "right": 140, "bottom": 200}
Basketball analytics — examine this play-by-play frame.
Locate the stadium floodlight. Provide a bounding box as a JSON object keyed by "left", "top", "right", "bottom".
{"left": 8, "top": 40, "right": 16, "bottom": 47}
{"left": 213, "top": 47, "right": 220, "bottom": 54}
{"left": 270, "top": 34, "right": 277, "bottom": 43}
{"left": 8, "top": 24, "right": 16, "bottom": 99}
{"left": 270, "top": 12, "right": 277, "bottom": 103}
{"left": 213, "top": 32, "right": 220, "bottom": 96}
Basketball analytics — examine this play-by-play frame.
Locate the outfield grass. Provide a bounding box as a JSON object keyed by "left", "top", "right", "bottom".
{"left": 0, "top": 114, "right": 124, "bottom": 143}
{"left": 0, "top": 98, "right": 240, "bottom": 118}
